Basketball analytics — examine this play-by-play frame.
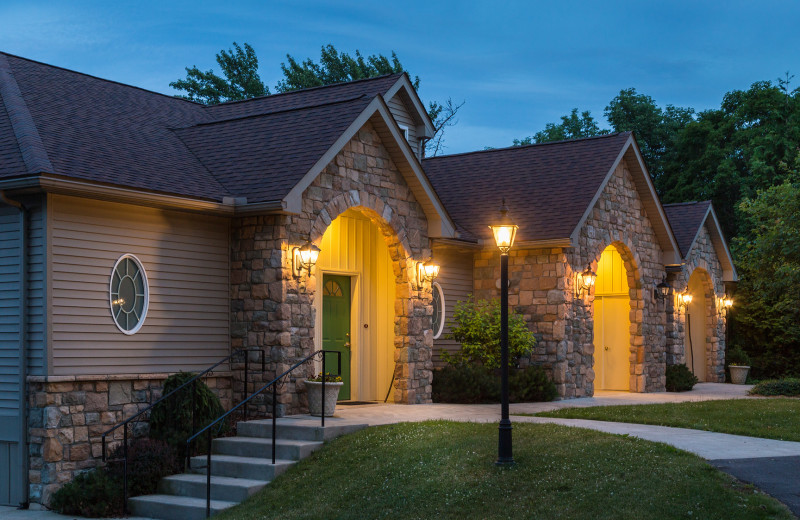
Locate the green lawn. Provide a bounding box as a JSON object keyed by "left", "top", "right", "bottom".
{"left": 534, "top": 398, "right": 800, "bottom": 441}
{"left": 215, "top": 421, "right": 792, "bottom": 520}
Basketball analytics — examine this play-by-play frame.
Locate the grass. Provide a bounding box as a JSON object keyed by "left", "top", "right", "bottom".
{"left": 535, "top": 398, "right": 800, "bottom": 441}
{"left": 215, "top": 421, "right": 792, "bottom": 520}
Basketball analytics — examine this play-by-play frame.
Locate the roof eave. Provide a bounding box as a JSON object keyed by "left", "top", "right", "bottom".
{"left": 383, "top": 73, "right": 436, "bottom": 138}
{"left": 684, "top": 204, "right": 739, "bottom": 282}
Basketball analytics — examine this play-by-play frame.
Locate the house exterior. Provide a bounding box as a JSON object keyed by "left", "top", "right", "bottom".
{"left": 0, "top": 52, "right": 736, "bottom": 507}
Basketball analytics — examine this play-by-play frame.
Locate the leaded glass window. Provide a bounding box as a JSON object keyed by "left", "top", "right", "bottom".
{"left": 110, "top": 255, "right": 149, "bottom": 334}
{"left": 432, "top": 282, "right": 445, "bottom": 339}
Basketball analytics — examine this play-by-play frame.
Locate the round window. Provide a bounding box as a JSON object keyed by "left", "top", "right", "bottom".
{"left": 110, "top": 254, "right": 149, "bottom": 335}
{"left": 432, "top": 282, "right": 445, "bottom": 339}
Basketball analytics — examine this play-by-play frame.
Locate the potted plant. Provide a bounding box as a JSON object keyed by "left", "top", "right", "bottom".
{"left": 726, "top": 345, "right": 751, "bottom": 385}
{"left": 304, "top": 373, "right": 343, "bottom": 416}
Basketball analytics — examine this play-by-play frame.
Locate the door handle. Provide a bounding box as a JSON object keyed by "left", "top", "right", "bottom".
{"left": 344, "top": 342, "right": 351, "bottom": 350}
{"left": 604, "top": 346, "right": 609, "bottom": 351}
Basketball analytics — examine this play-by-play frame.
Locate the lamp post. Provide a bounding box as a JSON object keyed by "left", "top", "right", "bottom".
{"left": 489, "top": 200, "right": 518, "bottom": 466}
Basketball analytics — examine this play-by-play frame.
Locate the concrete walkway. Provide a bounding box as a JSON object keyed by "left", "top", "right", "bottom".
{"left": 6, "top": 383, "right": 799, "bottom": 518}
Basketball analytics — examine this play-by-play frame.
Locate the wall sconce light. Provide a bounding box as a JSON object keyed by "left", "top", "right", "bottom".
{"left": 718, "top": 295, "right": 734, "bottom": 315}
{"left": 677, "top": 290, "right": 693, "bottom": 311}
{"left": 575, "top": 265, "right": 597, "bottom": 298}
{"left": 488, "top": 199, "right": 518, "bottom": 254}
{"left": 292, "top": 241, "right": 321, "bottom": 278}
{"left": 655, "top": 278, "right": 670, "bottom": 301}
{"left": 417, "top": 259, "right": 440, "bottom": 287}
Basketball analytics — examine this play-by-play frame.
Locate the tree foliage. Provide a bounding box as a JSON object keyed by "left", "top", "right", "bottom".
{"left": 513, "top": 108, "right": 607, "bottom": 146}
{"left": 172, "top": 43, "right": 463, "bottom": 156}
{"left": 730, "top": 169, "right": 800, "bottom": 378}
{"left": 170, "top": 42, "right": 269, "bottom": 104}
{"left": 443, "top": 296, "right": 537, "bottom": 369}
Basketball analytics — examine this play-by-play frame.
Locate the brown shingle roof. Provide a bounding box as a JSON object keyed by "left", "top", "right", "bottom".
{"left": 662, "top": 201, "right": 712, "bottom": 258}
{"left": 422, "top": 133, "right": 632, "bottom": 242}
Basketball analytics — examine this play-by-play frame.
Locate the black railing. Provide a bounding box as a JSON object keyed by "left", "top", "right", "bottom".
{"left": 100, "top": 348, "right": 265, "bottom": 514}
{"left": 186, "top": 349, "right": 341, "bottom": 518}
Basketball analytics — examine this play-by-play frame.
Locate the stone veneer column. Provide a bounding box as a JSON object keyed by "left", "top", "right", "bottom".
{"left": 231, "top": 122, "right": 433, "bottom": 413}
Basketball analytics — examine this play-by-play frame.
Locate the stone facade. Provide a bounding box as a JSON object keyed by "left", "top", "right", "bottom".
{"left": 231, "top": 122, "right": 434, "bottom": 414}
{"left": 26, "top": 373, "right": 231, "bottom": 506}
{"left": 473, "top": 160, "right": 668, "bottom": 398}
{"left": 666, "top": 223, "right": 727, "bottom": 382}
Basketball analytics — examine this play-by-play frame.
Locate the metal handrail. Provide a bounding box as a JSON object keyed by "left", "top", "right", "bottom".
{"left": 186, "top": 349, "right": 341, "bottom": 518}
{"left": 100, "top": 348, "right": 265, "bottom": 514}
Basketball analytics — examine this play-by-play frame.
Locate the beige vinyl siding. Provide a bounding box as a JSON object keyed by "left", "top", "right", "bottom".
{"left": 386, "top": 94, "right": 419, "bottom": 156}
{"left": 432, "top": 248, "right": 474, "bottom": 365}
{"left": 50, "top": 195, "right": 230, "bottom": 375}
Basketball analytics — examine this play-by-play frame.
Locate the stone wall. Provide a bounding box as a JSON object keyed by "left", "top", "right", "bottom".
{"left": 27, "top": 373, "right": 232, "bottom": 506}
{"left": 231, "top": 121, "right": 433, "bottom": 413}
{"left": 666, "top": 223, "right": 726, "bottom": 382}
{"left": 472, "top": 159, "right": 668, "bottom": 398}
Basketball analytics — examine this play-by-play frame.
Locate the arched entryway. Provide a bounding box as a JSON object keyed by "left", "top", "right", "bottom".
{"left": 593, "top": 245, "right": 632, "bottom": 390}
{"left": 314, "top": 208, "right": 397, "bottom": 402}
{"left": 685, "top": 269, "right": 712, "bottom": 381}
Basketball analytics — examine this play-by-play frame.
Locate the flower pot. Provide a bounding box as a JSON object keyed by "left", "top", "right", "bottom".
{"left": 729, "top": 365, "right": 750, "bottom": 385}
{"left": 305, "top": 381, "right": 343, "bottom": 416}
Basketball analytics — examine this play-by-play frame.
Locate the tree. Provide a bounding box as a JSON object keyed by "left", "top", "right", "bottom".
{"left": 513, "top": 108, "right": 607, "bottom": 146}
{"left": 730, "top": 165, "right": 800, "bottom": 378}
{"left": 170, "top": 42, "right": 269, "bottom": 104}
{"left": 278, "top": 45, "right": 463, "bottom": 156}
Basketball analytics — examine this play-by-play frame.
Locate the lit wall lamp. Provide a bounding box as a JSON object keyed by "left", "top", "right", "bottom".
{"left": 488, "top": 200, "right": 518, "bottom": 254}
{"left": 292, "top": 241, "right": 321, "bottom": 278}
{"left": 655, "top": 278, "right": 670, "bottom": 301}
{"left": 575, "top": 265, "right": 597, "bottom": 298}
{"left": 718, "top": 295, "right": 734, "bottom": 315}
{"left": 417, "top": 259, "right": 440, "bottom": 288}
{"left": 677, "top": 290, "right": 693, "bottom": 311}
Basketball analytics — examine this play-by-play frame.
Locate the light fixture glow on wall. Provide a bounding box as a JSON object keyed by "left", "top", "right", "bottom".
{"left": 488, "top": 199, "right": 518, "bottom": 253}
{"left": 677, "top": 290, "right": 693, "bottom": 311}
{"left": 575, "top": 265, "right": 597, "bottom": 298}
{"left": 417, "top": 259, "right": 440, "bottom": 287}
{"left": 655, "top": 278, "right": 670, "bottom": 301}
{"left": 292, "top": 241, "right": 321, "bottom": 278}
{"left": 718, "top": 295, "right": 734, "bottom": 315}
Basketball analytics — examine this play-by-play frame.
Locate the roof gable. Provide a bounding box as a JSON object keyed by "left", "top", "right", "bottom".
{"left": 663, "top": 201, "right": 738, "bottom": 281}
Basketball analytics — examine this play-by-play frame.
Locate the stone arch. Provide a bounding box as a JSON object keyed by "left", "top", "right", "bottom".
{"left": 309, "top": 192, "right": 430, "bottom": 403}
{"left": 683, "top": 266, "right": 717, "bottom": 381}
{"left": 584, "top": 239, "right": 645, "bottom": 392}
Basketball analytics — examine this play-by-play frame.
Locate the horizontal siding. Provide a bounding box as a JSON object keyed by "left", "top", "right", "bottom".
{"left": 26, "top": 197, "right": 45, "bottom": 376}
{"left": 432, "top": 248, "right": 474, "bottom": 365}
{"left": 0, "top": 207, "right": 21, "bottom": 418}
{"left": 387, "top": 95, "right": 419, "bottom": 156}
{"left": 50, "top": 195, "right": 230, "bottom": 375}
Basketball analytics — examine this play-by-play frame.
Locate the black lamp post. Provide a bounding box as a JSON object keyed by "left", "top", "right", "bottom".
{"left": 489, "top": 200, "right": 518, "bottom": 466}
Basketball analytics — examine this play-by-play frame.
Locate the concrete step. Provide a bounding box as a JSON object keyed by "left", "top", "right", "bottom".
{"left": 236, "top": 417, "right": 368, "bottom": 442}
{"left": 213, "top": 436, "right": 323, "bottom": 460}
{"left": 190, "top": 454, "right": 294, "bottom": 481}
{"left": 158, "top": 473, "right": 269, "bottom": 502}
{"left": 128, "top": 494, "right": 236, "bottom": 520}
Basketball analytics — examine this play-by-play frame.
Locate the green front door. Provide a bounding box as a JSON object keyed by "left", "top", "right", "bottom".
{"left": 322, "top": 275, "right": 351, "bottom": 400}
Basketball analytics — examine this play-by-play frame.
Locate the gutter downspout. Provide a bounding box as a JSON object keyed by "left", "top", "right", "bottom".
{"left": 1, "top": 191, "right": 29, "bottom": 509}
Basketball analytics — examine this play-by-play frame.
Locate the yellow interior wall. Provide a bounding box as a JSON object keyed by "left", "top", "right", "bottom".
{"left": 593, "top": 245, "right": 631, "bottom": 390}
{"left": 314, "top": 209, "right": 396, "bottom": 401}
{"left": 686, "top": 271, "right": 708, "bottom": 381}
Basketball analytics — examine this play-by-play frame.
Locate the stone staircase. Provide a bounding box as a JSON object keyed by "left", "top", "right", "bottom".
{"left": 129, "top": 416, "right": 368, "bottom": 520}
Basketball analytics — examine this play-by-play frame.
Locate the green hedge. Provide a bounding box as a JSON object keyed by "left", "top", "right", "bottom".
{"left": 432, "top": 364, "right": 558, "bottom": 404}
{"left": 665, "top": 364, "right": 698, "bottom": 392}
{"left": 750, "top": 378, "right": 800, "bottom": 396}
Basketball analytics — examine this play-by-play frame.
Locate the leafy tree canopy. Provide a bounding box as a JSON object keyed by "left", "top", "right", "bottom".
{"left": 172, "top": 43, "right": 463, "bottom": 156}
{"left": 513, "top": 108, "right": 608, "bottom": 146}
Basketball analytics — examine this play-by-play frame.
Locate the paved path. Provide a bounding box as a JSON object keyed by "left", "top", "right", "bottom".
{"left": 7, "top": 383, "right": 799, "bottom": 518}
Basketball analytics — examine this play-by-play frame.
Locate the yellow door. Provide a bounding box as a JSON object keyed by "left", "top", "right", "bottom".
{"left": 593, "top": 245, "right": 631, "bottom": 391}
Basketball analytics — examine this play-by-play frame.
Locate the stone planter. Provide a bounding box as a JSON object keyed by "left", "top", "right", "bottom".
{"left": 305, "top": 381, "right": 343, "bottom": 416}
{"left": 729, "top": 365, "right": 750, "bottom": 385}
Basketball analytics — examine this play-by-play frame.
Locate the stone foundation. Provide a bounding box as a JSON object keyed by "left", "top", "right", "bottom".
{"left": 26, "top": 372, "right": 232, "bottom": 506}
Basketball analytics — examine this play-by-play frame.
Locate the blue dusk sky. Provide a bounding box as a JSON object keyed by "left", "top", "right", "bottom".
{"left": 1, "top": 1, "right": 798, "bottom": 154}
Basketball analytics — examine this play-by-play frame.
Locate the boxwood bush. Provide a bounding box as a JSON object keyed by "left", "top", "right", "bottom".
{"left": 665, "top": 364, "right": 699, "bottom": 392}
{"left": 432, "top": 364, "right": 557, "bottom": 403}
{"left": 750, "top": 378, "right": 800, "bottom": 396}
{"left": 50, "top": 469, "right": 123, "bottom": 517}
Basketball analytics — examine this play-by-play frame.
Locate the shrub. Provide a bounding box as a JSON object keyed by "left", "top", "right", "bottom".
{"left": 665, "top": 364, "right": 699, "bottom": 392}
{"left": 149, "top": 372, "right": 227, "bottom": 457}
{"left": 50, "top": 469, "right": 123, "bottom": 517}
{"left": 443, "top": 296, "right": 536, "bottom": 368}
{"left": 432, "top": 364, "right": 557, "bottom": 403}
{"left": 107, "top": 439, "right": 180, "bottom": 497}
{"left": 750, "top": 378, "right": 800, "bottom": 396}
{"left": 726, "top": 345, "right": 752, "bottom": 367}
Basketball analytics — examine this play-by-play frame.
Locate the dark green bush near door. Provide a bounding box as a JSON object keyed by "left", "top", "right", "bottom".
{"left": 432, "top": 364, "right": 557, "bottom": 403}
{"left": 50, "top": 469, "right": 123, "bottom": 517}
{"left": 665, "top": 364, "right": 698, "bottom": 392}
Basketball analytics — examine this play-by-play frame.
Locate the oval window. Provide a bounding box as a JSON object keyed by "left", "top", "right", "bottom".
{"left": 432, "top": 282, "right": 445, "bottom": 339}
{"left": 110, "top": 254, "right": 149, "bottom": 335}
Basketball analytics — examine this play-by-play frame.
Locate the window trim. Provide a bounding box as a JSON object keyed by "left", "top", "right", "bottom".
{"left": 109, "top": 254, "right": 149, "bottom": 335}
{"left": 432, "top": 281, "right": 445, "bottom": 340}
{"left": 398, "top": 124, "right": 411, "bottom": 141}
